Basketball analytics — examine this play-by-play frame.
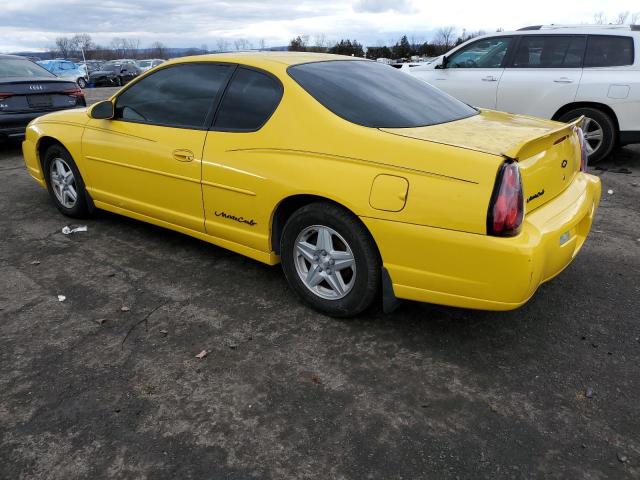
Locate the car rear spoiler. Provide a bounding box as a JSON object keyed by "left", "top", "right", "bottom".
{"left": 502, "top": 116, "right": 584, "bottom": 161}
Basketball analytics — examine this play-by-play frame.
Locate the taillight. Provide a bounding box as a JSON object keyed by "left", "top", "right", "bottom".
{"left": 487, "top": 161, "right": 524, "bottom": 237}
{"left": 63, "top": 87, "right": 84, "bottom": 98}
{"left": 575, "top": 126, "right": 588, "bottom": 172}
{"left": 0, "top": 93, "right": 13, "bottom": 100}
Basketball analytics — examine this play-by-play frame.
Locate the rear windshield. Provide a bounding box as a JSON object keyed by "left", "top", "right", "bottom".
{"left": 0, "top": 58, "right": 56, "bottom": 78}
{"left": 288, "top": 60, "right": 477, "bottom": 128}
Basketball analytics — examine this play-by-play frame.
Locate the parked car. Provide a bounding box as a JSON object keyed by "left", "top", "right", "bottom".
{"left": 136, "top": 59, "right": 165, "bottom": 72}
{"left": 0, "top": 55, "right": 85, "bottom": 140}
{"left": 408, "top": 25, "right": 640, "bottom": 162}
{"left": 22, "top": 53, "right": 600, "bottom": 317}
{"left": 88, "top": 60, "right": 140, "bottom": 87}
{"left": 79, "top": 60, "right": 104, "bottom": 75}
{"left": 37, "top": 59, "right": 88, "bottom": 88}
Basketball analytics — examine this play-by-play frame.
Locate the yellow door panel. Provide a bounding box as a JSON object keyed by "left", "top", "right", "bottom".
{"left": 82, "top": 119, "right": 206, "bottom": 232}
{"left": 369, "top": 174, "right": 409, "bottom": 212}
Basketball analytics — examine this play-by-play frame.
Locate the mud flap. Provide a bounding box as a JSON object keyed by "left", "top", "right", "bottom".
{"left": 382, "top": 267, "right": 402, "bottom": 314}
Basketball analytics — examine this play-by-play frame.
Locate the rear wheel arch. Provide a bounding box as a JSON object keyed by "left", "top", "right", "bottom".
{"left": 552, "top": 102, "right": 620, "bottom": 138}
{"left": 270, "top": 194, "right": 379, "bottom": 257}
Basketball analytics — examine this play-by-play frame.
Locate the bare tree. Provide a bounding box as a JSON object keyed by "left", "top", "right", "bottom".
{"left": 593, "top": 12, "right": 607, "bottom": 24}
{"left": 149, "top": 41, "right": 167, "bottom": 59}
{"left": 258, "top": 38, "right": 266, "bottom": 50}
{"left": 435, "top": 26, "right": 456, "bottom": 49}
{"left": 55, "top": 37, "right": 73, "bottom": 58}
{"left": 233, "top": 38, "right": 251, "bottom": 50}
{"left": 111, "top": 38, "right": 140, "bottom": 59}
{"left": 615, "top": 11, "right": 630, "bottom": 24}
{"left": 200, "top": 44, "right": 208, "bottom": 53}
{"left": 71, "top": 33, "right": 94, "bottom": 56}
{"left": 313, "top": 33, "right": 329, "bottom": 49}
{"left": 215, "top": 38, "right": 229, "bottom": 52}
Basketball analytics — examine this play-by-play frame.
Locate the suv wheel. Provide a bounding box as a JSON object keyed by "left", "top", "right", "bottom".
{"left": 280, "top": 203, "right": 380, "bottom": 317}
{"left": 558, "top": 108, "right": 615, "bottom": 164}
{"left": 43, "top": 144, "right": 90, "bottom": 218}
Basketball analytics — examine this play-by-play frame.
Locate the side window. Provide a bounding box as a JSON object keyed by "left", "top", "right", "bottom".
{"left": 114, "top": 63, "right": 234, "bottom": 129}
{"left": 447, "top": 37, "right": 512, "bottom": 68}
{"left": 512, "top": 36, "right": 586, "bottom": 68}
{"left": 585, "top": 36, "right": 634, "bottom": 67}
{"left": 213, "top": 67, "right": 283, "bottom": 131}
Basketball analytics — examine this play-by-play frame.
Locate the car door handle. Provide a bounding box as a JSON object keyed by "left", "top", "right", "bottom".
{"left": 482, "top": 76, "right": 498, "bottom": 82}
{"left": 173, "top": 149, "right": 194, "bottom": 162}
{"left": 554, "top": 77, "right": 574, "bottom": 83}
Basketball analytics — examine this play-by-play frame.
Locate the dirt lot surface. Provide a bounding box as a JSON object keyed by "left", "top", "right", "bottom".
{"left": 1, "top": 89, "right": 639, "bottom": 479}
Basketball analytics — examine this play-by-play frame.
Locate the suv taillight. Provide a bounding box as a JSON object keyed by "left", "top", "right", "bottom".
{"left": 576, "top": 126, "right": 588, "bottom": 172}
{"left": 487, "top": 161, "right": 524, "bottom": 237}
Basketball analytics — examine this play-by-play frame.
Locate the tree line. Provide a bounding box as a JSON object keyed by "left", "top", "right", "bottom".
{"left": 289, "top": 27, "right": 488, "bottom": 60}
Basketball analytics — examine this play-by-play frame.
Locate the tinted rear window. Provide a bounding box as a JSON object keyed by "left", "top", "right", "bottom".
{"left": 288, "top": 60, "right": 477, "bottom": 128}
{"left": 0, "top": 58, "right": 55, "bottom": 78}
{"left": 585, "top": 36, "right": 634, "bottom": 67}
{"left": 214, "top": 67, "right": 283, "bottom": 131}
{"left": 512, "top": 36, "right": 586, "bottom": 68}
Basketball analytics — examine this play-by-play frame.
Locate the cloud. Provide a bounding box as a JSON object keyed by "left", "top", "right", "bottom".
{"left": 353, "top": 0, "right": 415, "bottom": 14}
{"left": 1, "top": 0, "right": 638, "bottom": 53}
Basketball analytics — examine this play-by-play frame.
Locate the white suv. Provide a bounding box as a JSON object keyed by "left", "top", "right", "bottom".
{"left": 408, "top": 25, "right": 640, "bottom": 162}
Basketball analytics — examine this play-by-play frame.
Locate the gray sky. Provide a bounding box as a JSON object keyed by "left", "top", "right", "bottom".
{"left": 2, "top": 0, "right": 638, "bottom": 52}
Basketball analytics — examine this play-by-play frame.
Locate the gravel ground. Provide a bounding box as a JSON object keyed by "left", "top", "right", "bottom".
{"left": 1, "top": 90, "right": 639, "bottom": 479}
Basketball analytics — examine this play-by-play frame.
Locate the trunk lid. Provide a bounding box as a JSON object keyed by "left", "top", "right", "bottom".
{"left": 381, "top": 110, "right": 583, "bottom": 213}
{"left": 0, "top": 79, "right": 80, "bottom": 113}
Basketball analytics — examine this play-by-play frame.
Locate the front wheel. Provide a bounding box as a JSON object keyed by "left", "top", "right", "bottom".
{"left": 77, "top": 77, "right": 87, "bottom": 89}
{"left": 558, "top": 108, "right": 616, "bottom": 164}
{"left": 280, "top": 203, "right": 380, "bottom": 317}
{"left": 43, "top": 144, "right": 90, "bottom": 218}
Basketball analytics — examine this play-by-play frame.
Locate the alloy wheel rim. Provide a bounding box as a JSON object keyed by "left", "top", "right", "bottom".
{"left": 294, "top": 225, "right": 356, "bottom": 300}
{"left": 582, "top": 116, "right": 604, "bottom": 156}
{"left": 50, "top": 158, "right": 78, "bottom": 208}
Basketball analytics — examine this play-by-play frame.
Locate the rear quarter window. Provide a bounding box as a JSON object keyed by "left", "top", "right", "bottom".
{"left": 584, "top": 36, "right": 634, "bottom": 67}
{"left": 213, "top": 67, "right": 283, "bottom": 132}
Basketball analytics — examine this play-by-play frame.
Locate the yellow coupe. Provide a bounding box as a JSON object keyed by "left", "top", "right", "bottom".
{"left": 22, "top": 52, "right": 601, "bottom": 317}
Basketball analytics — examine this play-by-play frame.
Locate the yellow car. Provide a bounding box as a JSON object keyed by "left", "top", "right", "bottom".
{"left": 22, "top": 52, "right": 601, "bottom": 317}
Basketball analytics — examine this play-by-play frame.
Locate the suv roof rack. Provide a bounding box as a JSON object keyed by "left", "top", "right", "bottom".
{"left": 518, "top": 24, "right": 638, "bottom": 31}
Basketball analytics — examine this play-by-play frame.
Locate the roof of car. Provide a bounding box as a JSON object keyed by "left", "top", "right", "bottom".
{"left": 169, "top": 51, "right": 360, "bottom": 68}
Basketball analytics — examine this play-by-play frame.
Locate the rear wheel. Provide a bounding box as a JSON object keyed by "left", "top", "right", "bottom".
{"left": 43, "top": 144, "right": 90, "bottom": 218}
{"left": 280, "top": 203, "right": 380, "bottom": 317}
{"left": 558, "top": 107, "right": 615, "bottom": 164}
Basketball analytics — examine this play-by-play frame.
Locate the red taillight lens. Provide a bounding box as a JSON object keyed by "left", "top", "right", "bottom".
{"left": 63, "top": 87, "right": 84, "bottom": 97}
{"left": 487, "top": 161, "right": 524, "bottom": 237}
{"left": 0, "top": 93, "right": 13, "bottom": 100}
{"left": 576, "top": 126, "right": 588, "bottom": 172}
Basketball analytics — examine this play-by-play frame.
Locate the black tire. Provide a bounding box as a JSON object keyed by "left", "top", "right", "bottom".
{"left": 558, "top": 107, "right": 616, "bottom": 164}
{"left": 43, "top": 144, "right": 90, "bottom": 218}
{"left": 280, "top": 202, "right": 380, "bottom": 318}
{"left": 77, "top": 77, "right": 87, "bottom": 89}
{"left": 115, "top": 76, "right": 122, "bottom": 86}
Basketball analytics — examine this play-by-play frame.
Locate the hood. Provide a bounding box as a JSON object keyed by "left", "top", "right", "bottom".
{"left": 380, "top": 110, "right": 564, "bottom": 158}
{"left": 31, "top": 107, "right": 90, "bottom": 126}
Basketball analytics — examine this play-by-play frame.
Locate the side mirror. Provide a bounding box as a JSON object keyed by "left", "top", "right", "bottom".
{"left": 88, "top": 100, "right": 114, "bottom": 120}
{"left": 435, "top": 55, "right": 448, "bottom": 69}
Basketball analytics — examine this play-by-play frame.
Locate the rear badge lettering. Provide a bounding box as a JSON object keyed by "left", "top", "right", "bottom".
{"left": 215, "top": 211, "right": 257, "bottom": 227}
{"left": 526, "top": 189, "right": 545, "bottom": 203}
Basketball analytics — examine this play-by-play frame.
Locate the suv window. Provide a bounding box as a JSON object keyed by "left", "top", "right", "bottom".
{"left": 512, "top": 36, "right": 586, "bottom": 68}
{"left": 214, "top": 67, "right": 283, "bottom": 131}
{"left": 447, "top": 37, "right": 512, "bottom": 68}
{"left": 115, "top": 63, "right": 234, "bottom": 129}
{"left": 585, "top": 36, "right": 634, "bottom": 67}
{"left": 288, "top": 60, "right": 477, "bottom": 128}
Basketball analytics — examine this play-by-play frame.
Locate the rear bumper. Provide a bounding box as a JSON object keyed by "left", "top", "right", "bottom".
{"left": 362, "top": 172, "right": 601, "bottom": 310}
{"left": 0, "top": 103, "right": 85, "bottom": 138}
